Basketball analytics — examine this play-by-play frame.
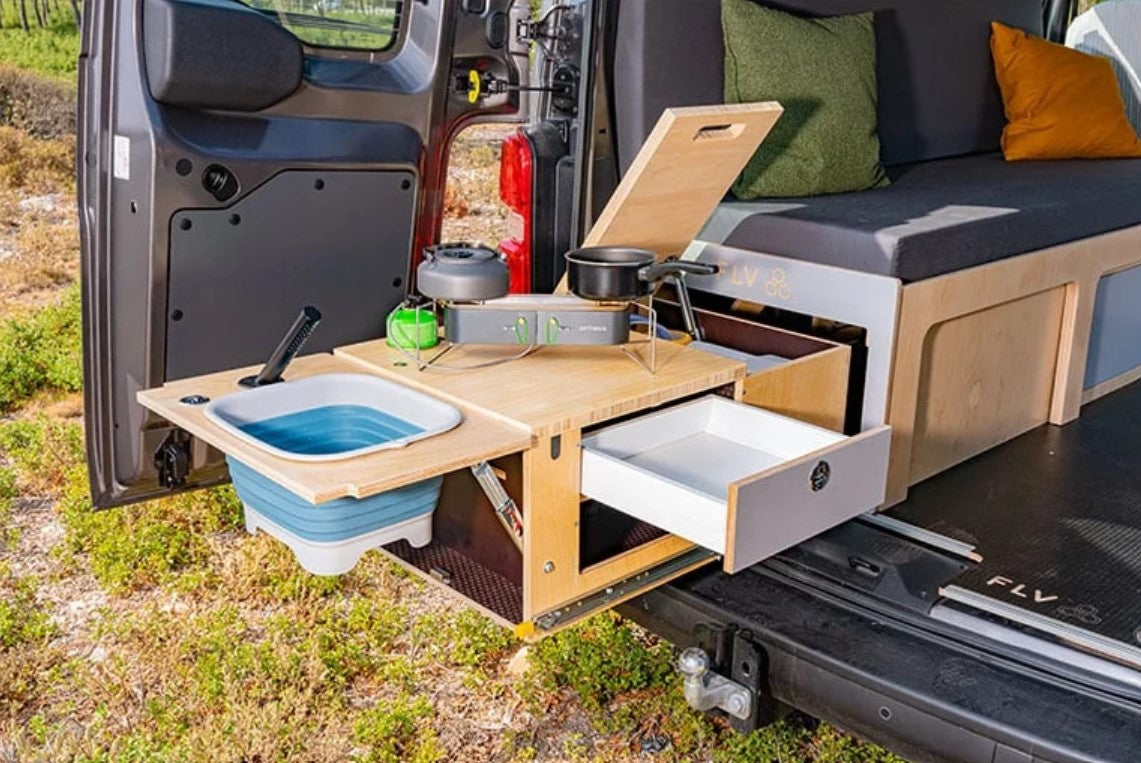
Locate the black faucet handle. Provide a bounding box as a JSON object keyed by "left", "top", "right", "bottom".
{"left": 239, "top": 306, "right": 323, "bottom": 388}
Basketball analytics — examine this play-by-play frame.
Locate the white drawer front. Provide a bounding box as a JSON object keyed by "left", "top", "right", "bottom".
{"left": 723, "top": 425, "right": 890, "bottom": 571}
{"left": 580, "top": 397, "right": 891, "bottom": 573}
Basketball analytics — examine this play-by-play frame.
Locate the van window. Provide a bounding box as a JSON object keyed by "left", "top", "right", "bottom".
{"left": 240, "top": 0, "right": 401, "bottom": 51}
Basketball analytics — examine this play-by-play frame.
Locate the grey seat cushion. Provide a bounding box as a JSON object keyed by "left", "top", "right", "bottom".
{"left": 613, "top": 0, "right": 1043, "bottom": 173}
{"left": 700, "top": 154, "right": 1141, "bottom": 282}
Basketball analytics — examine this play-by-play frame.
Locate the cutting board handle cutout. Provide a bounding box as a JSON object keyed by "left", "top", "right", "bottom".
{"left": 694, "top": 123, "right": 746, "bottom": 141}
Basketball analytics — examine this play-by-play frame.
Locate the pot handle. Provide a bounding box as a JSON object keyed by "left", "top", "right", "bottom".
{"left": 638, "top": 261, "right": 720, "bottom": 283}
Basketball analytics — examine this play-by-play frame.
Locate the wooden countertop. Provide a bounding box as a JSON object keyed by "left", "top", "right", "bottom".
{"left": 136, "top": 353, "right": 534, "bottom": 504}
{"left": 138, "top": 341, "right": 745, "bottom": 504}
{"left": 335, "top": 339, "right": 746, "bottom": 437}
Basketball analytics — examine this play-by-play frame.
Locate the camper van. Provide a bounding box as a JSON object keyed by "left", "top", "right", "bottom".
{"left": 78, "top": 0, "right": 1141, "bottom": 759}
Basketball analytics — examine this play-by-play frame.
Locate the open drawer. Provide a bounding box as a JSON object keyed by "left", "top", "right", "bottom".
{"left": 580, "top": 396, "right": 891, "bottom": 573}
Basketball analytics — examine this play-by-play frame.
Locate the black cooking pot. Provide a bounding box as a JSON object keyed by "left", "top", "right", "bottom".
{"left": 564, "top": 246, "right": 719, "bottom": 301}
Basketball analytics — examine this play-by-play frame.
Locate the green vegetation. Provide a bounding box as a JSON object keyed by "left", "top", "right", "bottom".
{"left": 413, "top": 607, "right": 516, "bottom": 671}
{"left": 0, "top": 283, "right": 82, "bottom": 412}
{"left": 352, "top": 695, "right": 444, "bottom": 763}
{"left": 0, "top": 465, "right": 17, "bottom": 549}
{"left": 0, "top": 185, "right": 901, "bottom": 763}
{"left": 0, "top": 66, "right": 75, "bottom": 139}
{"left": 242, "top": 0, "right": 397, "bottom": 51}
{"left": 0, "top": 378, "right": 902, "bottom": 760}
{"left": 0, "top": 8, "right": 80, "bottom": 79}
{"left": 528, "top": 611, "right": 674, "bottom": 716}
{"left": 0, "top": 565, "right": 56, "bottom": 649}
{"left": 0, "top": 413, "right": 247, "bottom": 591}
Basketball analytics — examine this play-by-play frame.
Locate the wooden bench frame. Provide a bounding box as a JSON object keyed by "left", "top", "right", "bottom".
{"left": 885, "top": 222, "right": 1141, "bottom": 505}
{"left": 688, "top": 222, "right": 1141, "bottom": 508}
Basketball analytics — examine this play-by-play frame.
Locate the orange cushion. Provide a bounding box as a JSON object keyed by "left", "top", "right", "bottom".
{"left": 990, "top": 21, "right": 1141, "bottom": 161}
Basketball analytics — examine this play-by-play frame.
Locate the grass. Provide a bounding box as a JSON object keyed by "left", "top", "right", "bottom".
{"left": 527, "top": 611, "right": 675, "bottom": 716}
{"left": 0, "top": 465, "right": 17, "bottom": 549}
{"left": 0, "top": 411, "right": 248, "bottom": 592}
{"left": 0, "top": 379, "right": 905, "bottom": 760}
{"left": 0, "top": 11, "right": 80, "bottom": 80}
{"left": 0, "top": 564, "right": 56, "bottom": 649}
{"left": 0, "top": 124, "right": 78, "bottom": 314}
{"left": 242, "top": 0, "right": 397, "bottom": 51}
{"left": 351, "top": 694, "right": 444, "bottom": 763}
{"left": 0, "top": 284, "right": 83, "bottom": 413}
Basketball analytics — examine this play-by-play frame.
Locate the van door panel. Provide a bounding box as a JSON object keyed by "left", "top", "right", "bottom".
{"left": 79, "top": 0, "right": 527, "bottom": 506}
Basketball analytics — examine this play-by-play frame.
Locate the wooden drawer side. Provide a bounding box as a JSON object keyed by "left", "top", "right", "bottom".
{"left": 654, "top": 299, "right": 851, "bottom": 431}
{"left": 742, "top": 344, "right": 850, "bottom": 432}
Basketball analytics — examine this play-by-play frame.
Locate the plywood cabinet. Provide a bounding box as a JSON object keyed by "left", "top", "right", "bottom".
{"left": 139, "top": 331, "right": 885, "bottom": 637}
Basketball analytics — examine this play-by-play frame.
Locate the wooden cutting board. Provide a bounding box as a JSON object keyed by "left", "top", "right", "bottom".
{"left": 581, "top": 102, "right": 782, "bottom": 259}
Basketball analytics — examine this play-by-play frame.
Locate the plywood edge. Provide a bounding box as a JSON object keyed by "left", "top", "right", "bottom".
{"left": 583, "top": 102, "right": 784, "bottom": 255}
{"left": 575, "top": 534, "right": 696, "bottom": 595}
{"left": 523, "top": 552, "right": 718, "bottom": 641}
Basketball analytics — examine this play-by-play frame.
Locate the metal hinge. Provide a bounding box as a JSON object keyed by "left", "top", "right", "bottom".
{"left": 514, "top": 3, "right": 576, "bottom": 46}
{"left": 514, "top": 17, "right": 541, "bottom": 43}
{"left": 154, "top": 429, "right": 192, "bottom": 489}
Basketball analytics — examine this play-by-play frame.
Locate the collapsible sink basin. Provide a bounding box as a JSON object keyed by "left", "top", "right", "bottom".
{"left": 204, "top": 373, "right": 462, "bottom": 462}
{"left": 228, "top": 458, "right": 441, "bottom": 575}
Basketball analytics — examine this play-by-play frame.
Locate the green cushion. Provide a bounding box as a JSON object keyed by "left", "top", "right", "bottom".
{"left": 723, "top": 0, "right": 889, "bottom": 198}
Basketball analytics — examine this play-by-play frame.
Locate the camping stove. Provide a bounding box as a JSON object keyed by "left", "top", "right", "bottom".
{"left": 417, "top": 244, "right": 632, "bottom": 347}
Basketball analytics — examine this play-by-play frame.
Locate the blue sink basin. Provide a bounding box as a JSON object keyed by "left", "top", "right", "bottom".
{"left": 204, "top": 373, "right": 462, "bottom": 462}
{"left": 236, "top": 404, "right": 425, "bottom": 457}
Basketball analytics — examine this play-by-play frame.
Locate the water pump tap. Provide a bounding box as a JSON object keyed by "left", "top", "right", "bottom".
{"left": 239, "top": 306, "right": 322, "bottom": 388}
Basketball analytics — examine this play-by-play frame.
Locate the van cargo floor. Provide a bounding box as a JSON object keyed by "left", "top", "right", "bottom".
{"left": 887, "top": 381, "right": 1141, "bottom": 668}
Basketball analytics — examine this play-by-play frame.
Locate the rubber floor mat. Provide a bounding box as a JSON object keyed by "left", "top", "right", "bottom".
{"left": 888, "top": 381, "right": 1141, "bottom": 667}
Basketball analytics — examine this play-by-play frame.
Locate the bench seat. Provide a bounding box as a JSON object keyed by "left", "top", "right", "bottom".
{"left": 701, "top": 153, "right": 1141, "bottom": 282}
{"left": 613, "top": 0, "right": 1141, "bottom": 505}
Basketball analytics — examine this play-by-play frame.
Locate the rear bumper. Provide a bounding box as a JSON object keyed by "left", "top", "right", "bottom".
{"left": 619, "top": 566, "right": 1141, "bottom": 763}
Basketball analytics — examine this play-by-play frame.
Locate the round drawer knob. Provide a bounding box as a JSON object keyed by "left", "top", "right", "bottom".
{"left": 809, "top": 460, "right": 831, "bottom": 492}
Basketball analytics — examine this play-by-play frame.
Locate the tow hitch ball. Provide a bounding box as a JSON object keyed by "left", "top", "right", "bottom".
{"left": 677, "top": 647, "right": 753, "bottom": 720}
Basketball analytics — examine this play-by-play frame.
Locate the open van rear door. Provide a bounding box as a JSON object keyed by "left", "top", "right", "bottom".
{"left": 78, "top": 0, "right": 530, "bottom": 507}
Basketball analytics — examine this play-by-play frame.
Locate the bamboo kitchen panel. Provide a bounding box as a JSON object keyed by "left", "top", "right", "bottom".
{"left": 136, "top": 353, "right": 534, "bottom": 504}
{"left": 582, "top": 103, "right": 784, "bottom": 259}
{"left": 335, "top": 339, "right": 747, "bottom": 437}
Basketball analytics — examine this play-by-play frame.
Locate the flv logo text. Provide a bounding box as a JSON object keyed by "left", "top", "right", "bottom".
{"left": 985, "top": 575, "right": 1059, "bottom": 604}
{"left": 711, "top": 263, "right": 793, "bottom": 301}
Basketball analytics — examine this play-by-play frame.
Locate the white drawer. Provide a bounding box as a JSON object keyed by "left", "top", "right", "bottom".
{"left": 580, "top": 396, "right": 891, "bottom": 573}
